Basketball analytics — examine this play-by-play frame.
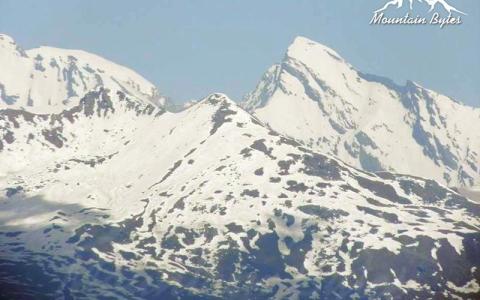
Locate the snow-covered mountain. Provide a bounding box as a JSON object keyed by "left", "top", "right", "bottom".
{"left": 243, "top": 36, "right": 480, "bottom": 187}
{"left": 0, "top": 34, "right": 165, "bottom": 114}
{"left": 1, "top": 90, "right": 479, "bottom": 299}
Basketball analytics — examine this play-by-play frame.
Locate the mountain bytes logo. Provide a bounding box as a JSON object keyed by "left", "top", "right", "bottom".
{"left": 370, "top": 0, "right": 467, "bottom": 28}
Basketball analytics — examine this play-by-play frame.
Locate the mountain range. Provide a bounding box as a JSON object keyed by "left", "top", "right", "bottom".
{"left": 0, "top": 34, "right": 479, "bottom": 299}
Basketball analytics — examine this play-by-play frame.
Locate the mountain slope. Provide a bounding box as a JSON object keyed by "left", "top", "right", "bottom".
{"left": 458, "top": 186, "right": 480, "bottom": 203}
{"left": 0, "top": 34, "right": 164, "bottom": 114}
{"left": 243, "top": 36, "right": 480, "bottom": 187}
{"left": 1, "top": 93, "right": 479, "bottom": 299}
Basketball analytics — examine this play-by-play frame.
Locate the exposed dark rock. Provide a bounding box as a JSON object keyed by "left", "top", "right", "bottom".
{"left": 300, "top": 153, "right": 342, "bottom": 181}
{"left": 210, "top": 97, "right": 237, "bottom": 135}
{"left": 285, "top": 180, "right": 309, "bottom": 192}
{"left": 5, "top": 186, "right": 23, "bottom": 198}
{"left": 42, "top": 128, "right": 65, "bottom": 148}
{"left": 269, "top": 177, "right": 281, "bottom": 183}
{"left": 250, "top": 139, "right": 275, "bottom": 159}
{"left": 241, "top": 189, "right": 259, "bottom": 198}
{"left": 149, "top": 160, "right": 183, "bottom": 189}
{"left": 225, "top": 223, "right": 244, "bottom": 234}
{"left": 357, "top": 177, "right": 411, "bottom": 205}
{"left": 254, "top": 168, "right": 264, "bottom": 176}
{"left": 298, "top": 205, "right": 349, "bottom": 219}
{"left": 356, "top": 205, "right": 400, "bottom": 223}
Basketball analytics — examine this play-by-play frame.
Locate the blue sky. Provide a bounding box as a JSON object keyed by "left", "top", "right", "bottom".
{"left": 0, "top": 0, "right": 479, "bottom": 106}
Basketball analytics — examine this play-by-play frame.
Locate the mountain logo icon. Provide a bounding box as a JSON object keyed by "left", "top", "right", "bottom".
{"left": 375, "top": 0, "right": 466, "bottom": 15}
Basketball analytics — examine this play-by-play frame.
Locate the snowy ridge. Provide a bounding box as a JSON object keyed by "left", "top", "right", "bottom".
{"left": 243, "top": 36, "right": 480, "bottom": 187}
{"left": 1, "top": 93, "right": 479, "bottom": 299}
{"left": 0, "top": 88, "right": 163, "bottom": 176}
{"left": 0, "top": 34, "right": 165, "bottom": 114}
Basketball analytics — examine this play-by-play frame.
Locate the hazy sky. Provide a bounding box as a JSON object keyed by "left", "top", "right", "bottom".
{"left": 1, "top": 0, "right": 479, "bottom": 106}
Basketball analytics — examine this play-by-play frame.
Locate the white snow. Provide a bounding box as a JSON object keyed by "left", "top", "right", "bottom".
{"left": 0, "top": 33, "right": 164, "bottom": 114}
{"left": 244, "top": 36, "right": 480, "bottom": 187}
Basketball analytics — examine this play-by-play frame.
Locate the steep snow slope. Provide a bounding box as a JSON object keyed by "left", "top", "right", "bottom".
{"left": 458, "top": 186, "right": 480, "bottom": 203}
{"left": 0, "top": 34, "right": 164, "bottom": 114}
{"left": 243, "top": 36, "right": 480, "bottom": 187}
{"left": 1, "top": 93, "right": 479, "bottom": 299}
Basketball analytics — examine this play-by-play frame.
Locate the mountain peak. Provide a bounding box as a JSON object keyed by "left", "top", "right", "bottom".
{"left": 0, "top": 34, "right": 163, "bottom": 114}
{"left": 286, "top": 36, "right": 345, "bottom": 64}
{"left": 201, "top": 93, "right": 236, "bottom": 106}
{"left": 290, "top": 36, "right": 317, "bottom": 47}
{"left": 245, "top": 36, "right": 480, "bottom": 187}
{"left": 0, "top": 34, "right": 16, "bottom": 47}
{"left": 406, "top": 79, "right": 422, "bottom": 89}
{"left": 0, "top": 33, "right": 27, "bottom": 57}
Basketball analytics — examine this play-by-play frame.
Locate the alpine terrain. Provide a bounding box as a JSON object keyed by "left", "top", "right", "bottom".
{"left": 0, "top": 34, "right": 165, "bottom": 114}
{"left": 1, "top": 34, "right": 479, "bottom": 299}
{"left": 243, "top": 37, "right": 480, "bottom": 188}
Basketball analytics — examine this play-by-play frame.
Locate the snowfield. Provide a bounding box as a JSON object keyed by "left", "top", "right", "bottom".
{"left": 1, "top": 34, "right": 479, "bottom": 299}
{"left": 243, "top": 36, "right": 480, "bottom": 188}
{"left": 0, "top": 34, "right": 164, "bottom": 114}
